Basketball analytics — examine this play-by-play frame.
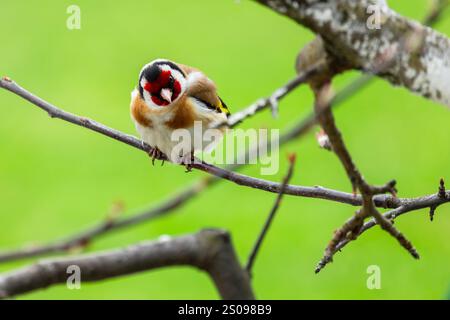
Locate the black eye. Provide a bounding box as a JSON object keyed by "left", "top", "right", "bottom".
{"left": 168, "top": 76, "right": 175, "bottom": 88}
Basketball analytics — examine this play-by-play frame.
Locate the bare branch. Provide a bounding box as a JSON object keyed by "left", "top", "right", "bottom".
{"left": 313, "top": 84, "right": 420, "bottom": 273}
{"left": 0, "top": 182, "right": 208, "bottom": 263}
{"left": 0, "top": 78, "right": 378, "bottom": 203}
{"left": 0, "top": 77, "right": 419, "bottom": 211}
{"left": 0, "top": 77, "right": 362, "bottom": 203}
{"left": 255, "top": 0, "right": 450, "bottom": 107}
{"left": 246, "top": 154, "right": 296, "bottom": 275}
{"left": 328, "top": 182, "right": 450, "bottom": 258}
{"left": 306, "top": 3, "right": 450, "bottom": 272}
{"left": 438, "top": 178, "right": 447, "bottom": 199}
{"left": 423, "top": 0, "right": 450, "bottom": 26}
{"left": 211, "top": 63, "right": 323, "bottom": 128}
{"left": 0, "top": 229, "right": 255, "bottom": 300}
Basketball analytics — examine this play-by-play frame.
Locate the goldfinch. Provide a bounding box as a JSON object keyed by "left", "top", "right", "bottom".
{"left": 130, "top": 59, "right": 230, "bottom": 169}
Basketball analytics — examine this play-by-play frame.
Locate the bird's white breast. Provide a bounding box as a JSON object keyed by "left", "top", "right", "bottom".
{"left": 131, "top": 92, "right": 227, "bottom": 163}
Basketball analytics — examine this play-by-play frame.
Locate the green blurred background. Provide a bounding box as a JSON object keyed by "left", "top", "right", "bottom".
{"left": 0, "top": 0, "right": 449, "bottom": 299}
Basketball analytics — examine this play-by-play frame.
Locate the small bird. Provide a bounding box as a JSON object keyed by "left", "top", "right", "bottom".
{"left": 130, "top": 59, "right": 230, "bottom": 169}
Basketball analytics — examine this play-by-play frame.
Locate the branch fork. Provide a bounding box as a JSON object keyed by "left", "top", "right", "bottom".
{"left": 313, "top": 84, "right": 420, "bottom": 273}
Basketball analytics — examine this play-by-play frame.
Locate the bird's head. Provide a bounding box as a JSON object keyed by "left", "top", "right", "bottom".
{"left": 138, "top": 59, "right": 187, "bottom": 109}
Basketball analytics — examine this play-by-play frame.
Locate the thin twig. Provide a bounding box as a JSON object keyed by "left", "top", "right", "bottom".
{"left": 211, "top": 63, "right": 324, "bottom": 128}
{"left": 438, "top": 178, "right": 446, "bottom": 199}
{"left": 0, "top": 183, "right": 207, "bottom": 263}
{"left": 327, "top": 180, "right": 450, "bottom": 257}
{"left": 0, "top": 78, "right": 379, "bottom": 204}
{"left": 245, "top": 154, "right": 296, "bottom": 275}
{"left": 314, "top": 84, "right": 419, "bottom": 273}
{"left": 423, "top": 0, "right": 450, "bottom": 26}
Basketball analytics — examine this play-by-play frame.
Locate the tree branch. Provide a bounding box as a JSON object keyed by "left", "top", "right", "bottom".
{"left": 0, "top": 182, "right": 207, "bottom": 263}
{"left": 314, "top": 84, "right": 420, "bottom": 273}
{"left": 0, "top": 78, "right": 380, "bottom": 203}
{"left": 0, "top": 229, "right": 255, "bottom": 300}
{"left": 211, "top": 62, "right": 323, "bottom": 128}
{"left": 0, "top": 77, "right": 424, "bottom": 210}
{"left": 255, "top": 0, "right": 450, "bottom": 107}
{"left": 326, "top": 181, "right": 450, "bottom": 261}
{"left": 299, "top": 3, "right": 450, "bottom": 273}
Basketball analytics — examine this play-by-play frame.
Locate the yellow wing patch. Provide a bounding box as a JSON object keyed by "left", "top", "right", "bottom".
{"left": 218, "top": 97, "right": 230, "bottom": 117}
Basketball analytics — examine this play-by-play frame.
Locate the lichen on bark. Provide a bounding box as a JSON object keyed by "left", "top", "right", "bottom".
{"left": 257, "top": 0, "right": 450, "bottom": 107}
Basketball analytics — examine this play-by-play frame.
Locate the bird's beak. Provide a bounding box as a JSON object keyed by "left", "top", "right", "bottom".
{"left": 160, "top": 88, "right": 173, "bottom": 103}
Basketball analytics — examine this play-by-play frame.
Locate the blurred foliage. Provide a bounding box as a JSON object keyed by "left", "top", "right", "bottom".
{"left": 0, "top": 0, "right": 449, "bottom": 299}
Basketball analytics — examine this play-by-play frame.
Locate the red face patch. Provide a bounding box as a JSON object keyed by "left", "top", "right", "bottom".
{"left": 172, "top": 80, "right": 181, "bottom": 101}
{"left": 143, "top": 70, "right": 182, "bottom": 106}
{"left": 151, "top": 95, "right": 169, "bottom": 106}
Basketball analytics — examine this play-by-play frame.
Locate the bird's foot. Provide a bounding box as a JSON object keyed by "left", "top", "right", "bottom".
{"left": 148, "top": 147, "right": 163, "bottom": 166}
{"left": 181, "top": 152, "right": 195, "bottom": 173}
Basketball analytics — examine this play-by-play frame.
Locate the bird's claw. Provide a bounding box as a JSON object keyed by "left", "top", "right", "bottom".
{"left": 182, "top": 152, "right": 195, "bottom": 173}
{"left": 148, "top": 147, "right": 163, "bottom": 166}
